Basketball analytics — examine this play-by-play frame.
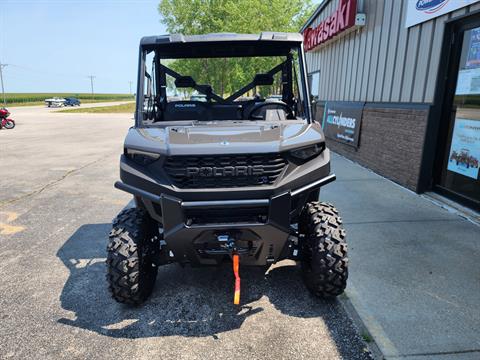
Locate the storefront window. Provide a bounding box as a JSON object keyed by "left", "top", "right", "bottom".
{"left": 439, "top": 26, "right": 480, "bottom": 206}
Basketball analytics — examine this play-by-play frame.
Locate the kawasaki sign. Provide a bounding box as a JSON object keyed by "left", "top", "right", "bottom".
{"left": 406, "top": 0, "right": 480, "bottom": 28}
{"left": 303, "top": 0, "right": 358, "bottom": 52}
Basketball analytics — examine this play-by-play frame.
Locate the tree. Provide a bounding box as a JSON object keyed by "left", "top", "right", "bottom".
{"left": 159, "top": 0, "right": 314, "bottom": 35}
{"left": 158, "top": 0, "right": 314, "bottom": 97}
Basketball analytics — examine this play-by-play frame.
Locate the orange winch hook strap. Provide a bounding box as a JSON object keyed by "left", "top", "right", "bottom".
{"left": 233, "top": 254, "right": 241, "bottom": 305}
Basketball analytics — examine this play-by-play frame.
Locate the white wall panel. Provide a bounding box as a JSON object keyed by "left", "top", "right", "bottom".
{"left": 305, "top": 0, "right": 480, "bottom": 104}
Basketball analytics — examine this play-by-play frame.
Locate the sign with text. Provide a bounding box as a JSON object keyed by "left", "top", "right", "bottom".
{"left": 322, "top": 102, "right": 364, "bottom": 148}
{"left": 455, "top": 68, "right": 480, "bottom": 95}
{"left": 303, "top": 0, "right": 357, "bottom": 51}
{"left": 447, "top": 118, "right": 480, "bottom": 179}
{"left": 406, "top": 0, "right": 480, "bottom": 28}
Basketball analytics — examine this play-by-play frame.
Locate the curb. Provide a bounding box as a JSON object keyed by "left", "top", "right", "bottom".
{"left": 339, "top": 295, "right": 385, "bottom": 360}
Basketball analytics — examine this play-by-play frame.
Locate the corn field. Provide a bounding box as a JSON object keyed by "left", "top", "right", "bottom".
{"left": 3, "top": 93, "right": 134, "bottom": 105}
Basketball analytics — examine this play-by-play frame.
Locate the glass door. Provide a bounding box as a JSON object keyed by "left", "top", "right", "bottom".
{"left": 436, "top": 24, "right": 480, "bottom": 210}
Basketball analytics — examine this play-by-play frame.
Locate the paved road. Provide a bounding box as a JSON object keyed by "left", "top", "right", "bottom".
{"left": 0, "top": 108, "right": 371, "bottom": 359}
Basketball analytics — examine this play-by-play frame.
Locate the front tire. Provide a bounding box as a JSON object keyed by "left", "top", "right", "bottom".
{"left": 4, "top": 120, "right": 15, "bottom": 129}
{"left": 300, "top": 202, "right": 348, "bottom": 298}
{"left": 106, "top": 208, "right": 159, "bottom": 305}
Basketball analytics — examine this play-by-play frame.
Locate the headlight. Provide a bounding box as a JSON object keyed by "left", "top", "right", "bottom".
{"left": 289, "top": 143, "right": 325, "bottom": 161}
{"left": 125, "top": 148, "right": 160, "bottom": 165}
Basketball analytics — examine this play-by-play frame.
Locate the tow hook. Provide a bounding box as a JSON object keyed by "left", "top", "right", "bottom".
{"left": 233, "top": 253, "right": 240, "bottom": 305}
{"left": 218, "top": 234, "right": 241, "bottom": 305}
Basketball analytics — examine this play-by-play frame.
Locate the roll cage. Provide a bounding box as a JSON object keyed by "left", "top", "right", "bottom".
{"left": 159, "top": 57, "right": 294, "bottom": 105}
{"left": 135, "top": 33, "right": 312, "bottom": 126}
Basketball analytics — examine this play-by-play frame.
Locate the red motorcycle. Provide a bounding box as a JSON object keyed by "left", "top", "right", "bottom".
{"left": 0, "top": 107, "right": 15, "bottom": 129}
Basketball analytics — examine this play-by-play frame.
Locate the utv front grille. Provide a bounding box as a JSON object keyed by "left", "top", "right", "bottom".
{"left": 164, "top": 153, "right": 287, "bottom": 188}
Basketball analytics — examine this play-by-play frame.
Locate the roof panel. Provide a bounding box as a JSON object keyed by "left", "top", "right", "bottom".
{"left": 140, "top": 32, "right": 303, "bottom": 46}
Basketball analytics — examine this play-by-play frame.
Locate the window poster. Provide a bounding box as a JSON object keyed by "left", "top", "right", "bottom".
{"left": 447, "top": 118, "right": 480, "bottom": 179}
{"left": 455, "top": 68, "right": 480, "bottom": 95}
{"left": 466, "top": 28, "right": 480, "bottom": 69}
{"left": 455, "top": 27, "right": 480, "bottom": 95}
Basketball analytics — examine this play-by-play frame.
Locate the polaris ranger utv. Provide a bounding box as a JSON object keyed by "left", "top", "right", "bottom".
{"left": 107, "top": 32, "right": 347, "bottom": 306}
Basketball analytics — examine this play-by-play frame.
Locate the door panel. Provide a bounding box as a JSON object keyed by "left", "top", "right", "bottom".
{"left": 435, "top": 24, "right": 480, "bottom": 210}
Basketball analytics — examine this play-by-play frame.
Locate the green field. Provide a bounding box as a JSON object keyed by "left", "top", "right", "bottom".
{"left": 2, "top": 93, "right": 134, "bottom": 106}
{"left": 58, "top": 102, "right": 135, "bottom": 114}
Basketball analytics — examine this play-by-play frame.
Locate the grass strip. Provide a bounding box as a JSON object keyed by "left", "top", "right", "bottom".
{"left": 58, "top": 102, "right": 135, "bottom": 113}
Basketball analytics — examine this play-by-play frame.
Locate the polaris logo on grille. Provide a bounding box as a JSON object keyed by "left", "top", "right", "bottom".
{"left": 186, "top": 165, "right": 264, "bottom": 177}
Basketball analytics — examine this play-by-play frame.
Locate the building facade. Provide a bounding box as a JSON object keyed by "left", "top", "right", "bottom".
{"left": 302, "top": 0, "right": 480, "bottom": 210}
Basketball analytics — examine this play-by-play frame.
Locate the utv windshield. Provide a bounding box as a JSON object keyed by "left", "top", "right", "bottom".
{"left": 137, "top": 39, "right": 310, "bottom": 125}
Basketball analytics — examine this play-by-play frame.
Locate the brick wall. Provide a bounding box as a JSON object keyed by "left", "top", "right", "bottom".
{"left": 317, "top": 103, "right": 430, "bottom": 192}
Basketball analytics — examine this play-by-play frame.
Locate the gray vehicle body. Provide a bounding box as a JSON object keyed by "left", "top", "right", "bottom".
{"left": 115, "top": 32, "right": 335, "bottom": 267}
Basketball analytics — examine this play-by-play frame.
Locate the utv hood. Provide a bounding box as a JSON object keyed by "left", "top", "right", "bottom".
{"left": 124, "top": 120, "right": 325, "bottom": 155}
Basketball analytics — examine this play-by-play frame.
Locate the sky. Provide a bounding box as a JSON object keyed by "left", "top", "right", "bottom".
{"left": 0, "top": 0, "right": 322, "bottom": 94}
{"left": 0, "top": 0, "right": 166, "bottom": 94}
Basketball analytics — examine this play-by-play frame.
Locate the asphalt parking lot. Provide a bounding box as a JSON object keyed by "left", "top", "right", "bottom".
{"left": 0, "top": 106, "right": 371, "bottom": 359}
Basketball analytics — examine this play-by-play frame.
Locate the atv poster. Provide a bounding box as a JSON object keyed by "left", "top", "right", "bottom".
{"left": 447, "top": 118, "right": 480, "bottom": 179}
{"left": 322, "top": 102, "right": 364, "bottom": 148}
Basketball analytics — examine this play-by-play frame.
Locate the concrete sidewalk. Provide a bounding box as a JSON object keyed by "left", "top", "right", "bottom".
{"left": 322, "top": 153, "right": 480, "bottom": 360}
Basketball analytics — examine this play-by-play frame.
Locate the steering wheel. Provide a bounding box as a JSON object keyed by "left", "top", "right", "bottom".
{"left": 244, "top": 100, "right": 294, "bottom": 120}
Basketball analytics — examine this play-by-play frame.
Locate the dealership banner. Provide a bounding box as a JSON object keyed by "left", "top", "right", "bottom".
{"left": 406, "top": 0, "right": 480, "bottom": 28}
{"left": 447, "top": 118, "right": 480, "bottom": 179}
{"left": 322, "top": 102, "right": 364, "bottom": 148}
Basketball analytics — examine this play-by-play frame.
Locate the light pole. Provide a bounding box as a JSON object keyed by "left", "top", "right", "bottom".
{"left": 0, "top": 63, "right": 8, "bottom": 106}
{"left": 87, "top": 75, "right": 96, "bottom": 99}
{"left": 129, "top": 81, "right": 133, "bottom": 95}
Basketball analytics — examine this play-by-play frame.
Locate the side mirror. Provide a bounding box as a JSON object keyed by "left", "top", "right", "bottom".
{"left": 144, "top": 71, "right": 154, "bottom": 120}
{"left": 145, "top": 71, "right": 152, "bottom": 98}
{"left": 310, "top": 98, "right": 322, "bottom": 122}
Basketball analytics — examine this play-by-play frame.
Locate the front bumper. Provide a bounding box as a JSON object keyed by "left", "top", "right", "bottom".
{"left": 158, "top": 192, "right": 290, "bottom": 266}
{"left": 114, "top": 173, "right": 335, "bottom": 266}
{"left": 115, "top": 149, "right": 334, "bottom": 266}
